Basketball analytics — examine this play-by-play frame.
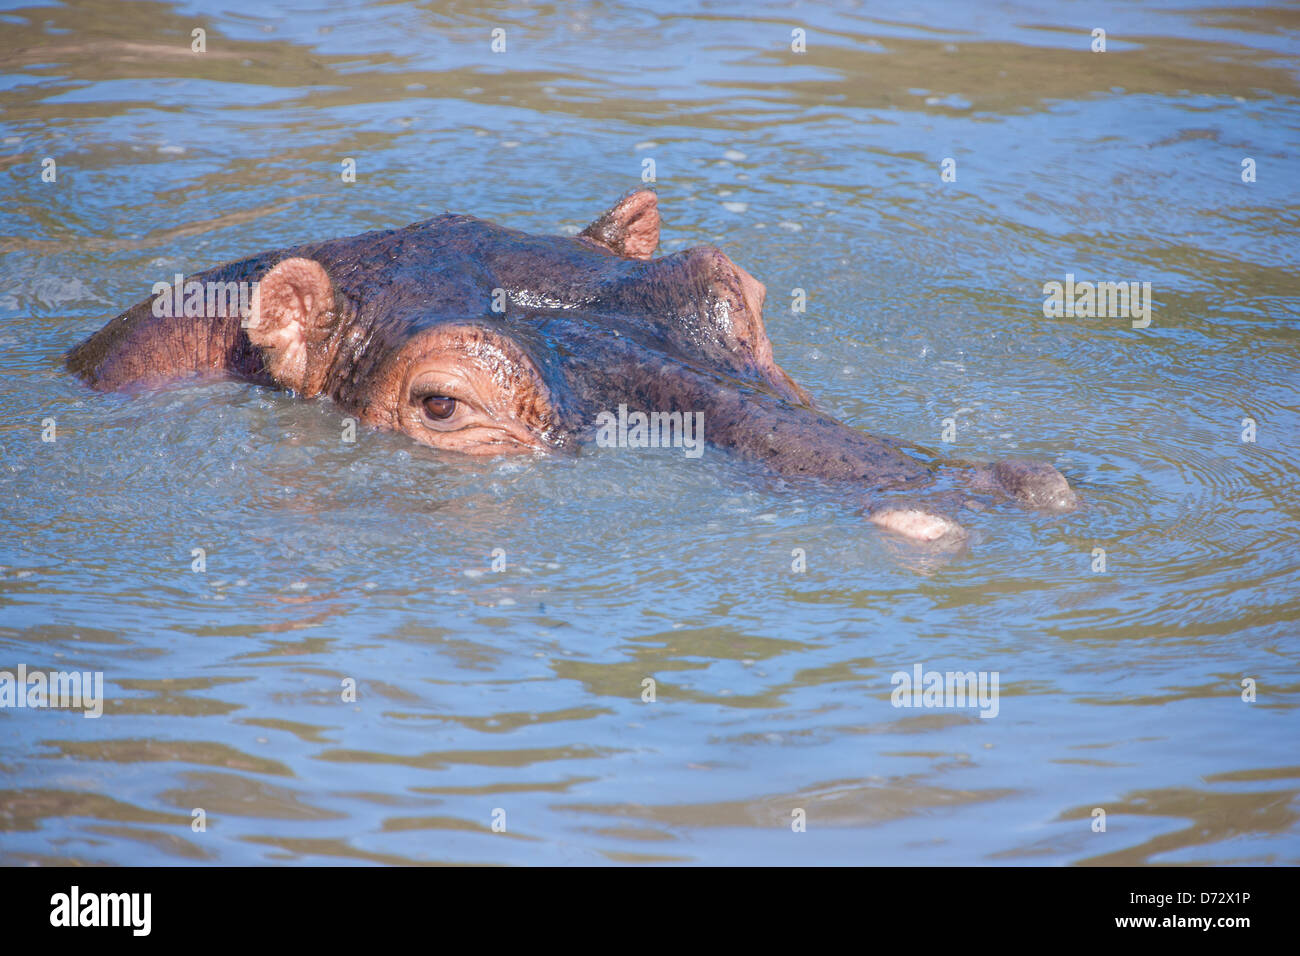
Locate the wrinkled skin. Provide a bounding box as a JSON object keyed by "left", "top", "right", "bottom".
{"left": 67, "top": 190, "right": 1077, "bottom": 541}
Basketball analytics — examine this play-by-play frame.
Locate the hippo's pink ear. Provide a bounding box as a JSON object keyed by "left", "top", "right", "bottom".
{"left": 245, "top": 258, "right": 336, "bottom": 396}
{"left": 579, "top": 190, "right": 659, "bottom": 260}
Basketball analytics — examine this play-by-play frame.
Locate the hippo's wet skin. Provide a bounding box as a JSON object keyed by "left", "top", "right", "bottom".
{"left": 67, "top": 190, "right": 1076, "bottom": 541}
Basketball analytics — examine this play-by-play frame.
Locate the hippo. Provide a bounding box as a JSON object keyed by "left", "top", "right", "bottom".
{"left": 66, "top": 190, "right": 1076, "bottom": 541}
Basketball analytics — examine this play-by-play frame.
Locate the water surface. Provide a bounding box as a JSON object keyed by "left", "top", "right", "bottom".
{"left": 1, "top": 0, "right": 1298, "bottom": 865}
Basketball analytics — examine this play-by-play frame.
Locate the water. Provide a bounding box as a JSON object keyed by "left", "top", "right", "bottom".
{"left": 1, "top": 0, "right": 1298, "bottom": 865}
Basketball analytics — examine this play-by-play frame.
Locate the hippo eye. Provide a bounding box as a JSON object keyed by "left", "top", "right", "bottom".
{"left": 421, "top": 395, "right": 458, "bottom": 421}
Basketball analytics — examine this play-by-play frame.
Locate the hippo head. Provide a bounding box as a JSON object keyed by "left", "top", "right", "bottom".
{"left": 243, "top": 190, "right": 814, "bottom": 458}
{"left": 73, "top": 191, "right": 1081, "bottom": 519}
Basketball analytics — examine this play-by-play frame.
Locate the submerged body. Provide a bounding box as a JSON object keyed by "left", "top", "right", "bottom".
{"left": 67, "top": 190, "right": 1075, "bottom": 539}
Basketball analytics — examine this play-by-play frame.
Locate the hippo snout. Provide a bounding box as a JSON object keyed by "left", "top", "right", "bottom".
{"left": 983, "top": 458, "right": 1078, "bottom": 511}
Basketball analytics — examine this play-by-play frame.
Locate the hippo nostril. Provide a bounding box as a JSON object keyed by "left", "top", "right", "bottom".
{"left": 989, "top": 458, "right": 1078, "bottom": 511}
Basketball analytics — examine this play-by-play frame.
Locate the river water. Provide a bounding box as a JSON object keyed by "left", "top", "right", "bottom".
{"left": 1, "top": 0, "right": 1297, "bottom": 864}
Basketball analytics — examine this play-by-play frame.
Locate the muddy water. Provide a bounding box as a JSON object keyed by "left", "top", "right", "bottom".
{"left": 1, "top": 0, "right": 1298, "bottom": 865}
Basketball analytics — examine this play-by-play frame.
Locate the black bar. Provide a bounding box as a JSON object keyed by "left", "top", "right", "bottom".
{"left": 1, "top": 865, "right": 1283, "bottom": 941}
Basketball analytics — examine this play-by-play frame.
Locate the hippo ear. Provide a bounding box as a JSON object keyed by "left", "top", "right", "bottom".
{"left": 245, "top": 258, "right": 336, "bottom": 396}
{"left": 579, "top": 190, "right": 659, "bottom": 260}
